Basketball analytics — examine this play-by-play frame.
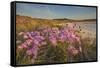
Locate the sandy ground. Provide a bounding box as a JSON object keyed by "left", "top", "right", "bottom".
{"left": 76, "top": 29, "right": 96, "bottom": 39}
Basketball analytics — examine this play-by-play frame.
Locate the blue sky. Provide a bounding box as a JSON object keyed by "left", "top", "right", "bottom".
{"left": 16, "top": 3, "right": 96, "bottom": 20}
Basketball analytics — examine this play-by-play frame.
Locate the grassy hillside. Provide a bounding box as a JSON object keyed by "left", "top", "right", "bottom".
{"left": 16, "top": 15, "right": 96, "bottom": 33}
{"left": 16, "top": 15, "right": 68, "bottom": 33}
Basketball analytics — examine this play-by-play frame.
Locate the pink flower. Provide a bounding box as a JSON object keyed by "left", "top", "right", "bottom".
{"left": 50, "top": 38, "right": 57, "bottom": 46}
{"left": 72, "top": 49, "right": 79, "bottom": 55}
{"left": 23, "top": 35, "right": 28, "bottom": 39}
{"left": 21, "top": 43, "right": 28, "bottom": 49}
{"left": 33, "top": 39, "right": 40, "bottom": 45}
{"left": 26, "top": 39, "right": 33, "bottom": 46}
{"left": 67, "top": 45, "right": 79, "bottom": 56}
{"left": 58, "top": 34, "right": 66, "bottom": 42}
{"left": 18, "top": 45, "right": 23, "bottom": 49}
{"left": 18, "top": 32, "right": 24, "bottom": 36}
{"left": 75, "top": 36, "right": 81, "bottom": 45}
{"left": 26, "top": 50, "right": 32, "bottom": 55}
{"left": 26, "top": 32, "right": 34, "bottom": 39}
{"left": 41, "top": 41, "right": 47, "bottom": 45}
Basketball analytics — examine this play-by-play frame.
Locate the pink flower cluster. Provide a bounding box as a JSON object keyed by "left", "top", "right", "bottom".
{"left": 17, "top": 24, "right": 82, "bottom": 62}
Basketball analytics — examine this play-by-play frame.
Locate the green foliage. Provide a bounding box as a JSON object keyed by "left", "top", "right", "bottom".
{"left": 35, "top": 42, "right": 68, "bottom": 64}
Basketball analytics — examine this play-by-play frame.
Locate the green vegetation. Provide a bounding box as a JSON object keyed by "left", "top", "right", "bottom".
{"left": 16, "top": 15, "right": 97, "bottom": 65}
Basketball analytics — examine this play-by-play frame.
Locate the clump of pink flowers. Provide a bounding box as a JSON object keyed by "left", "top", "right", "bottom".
{"left": 17, "top": 23, "right": 82, "bottom": 63}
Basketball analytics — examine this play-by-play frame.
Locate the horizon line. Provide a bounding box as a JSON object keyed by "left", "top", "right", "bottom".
{"left": 16, "top": 14, "right": 96, "bottom": 20}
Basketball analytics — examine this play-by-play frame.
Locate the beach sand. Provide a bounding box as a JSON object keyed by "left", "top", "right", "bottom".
{"left": 76, "top": 29, "right": 96, "bottom": 39}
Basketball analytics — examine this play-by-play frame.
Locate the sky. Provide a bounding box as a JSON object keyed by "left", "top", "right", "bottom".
{"left": 16, "top": 3, "right": 96, "bottom": 20}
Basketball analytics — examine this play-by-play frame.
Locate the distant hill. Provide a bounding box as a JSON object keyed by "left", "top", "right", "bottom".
{"left": 53, "top": 18, "right": 96, "bottom": 22}
{"left": 78, "top": 19, "right": 96, "bottom": 22}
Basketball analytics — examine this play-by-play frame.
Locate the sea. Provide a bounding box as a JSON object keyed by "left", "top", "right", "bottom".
{"left": 74, "top": 21, "right": 96, "bottom": 33}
